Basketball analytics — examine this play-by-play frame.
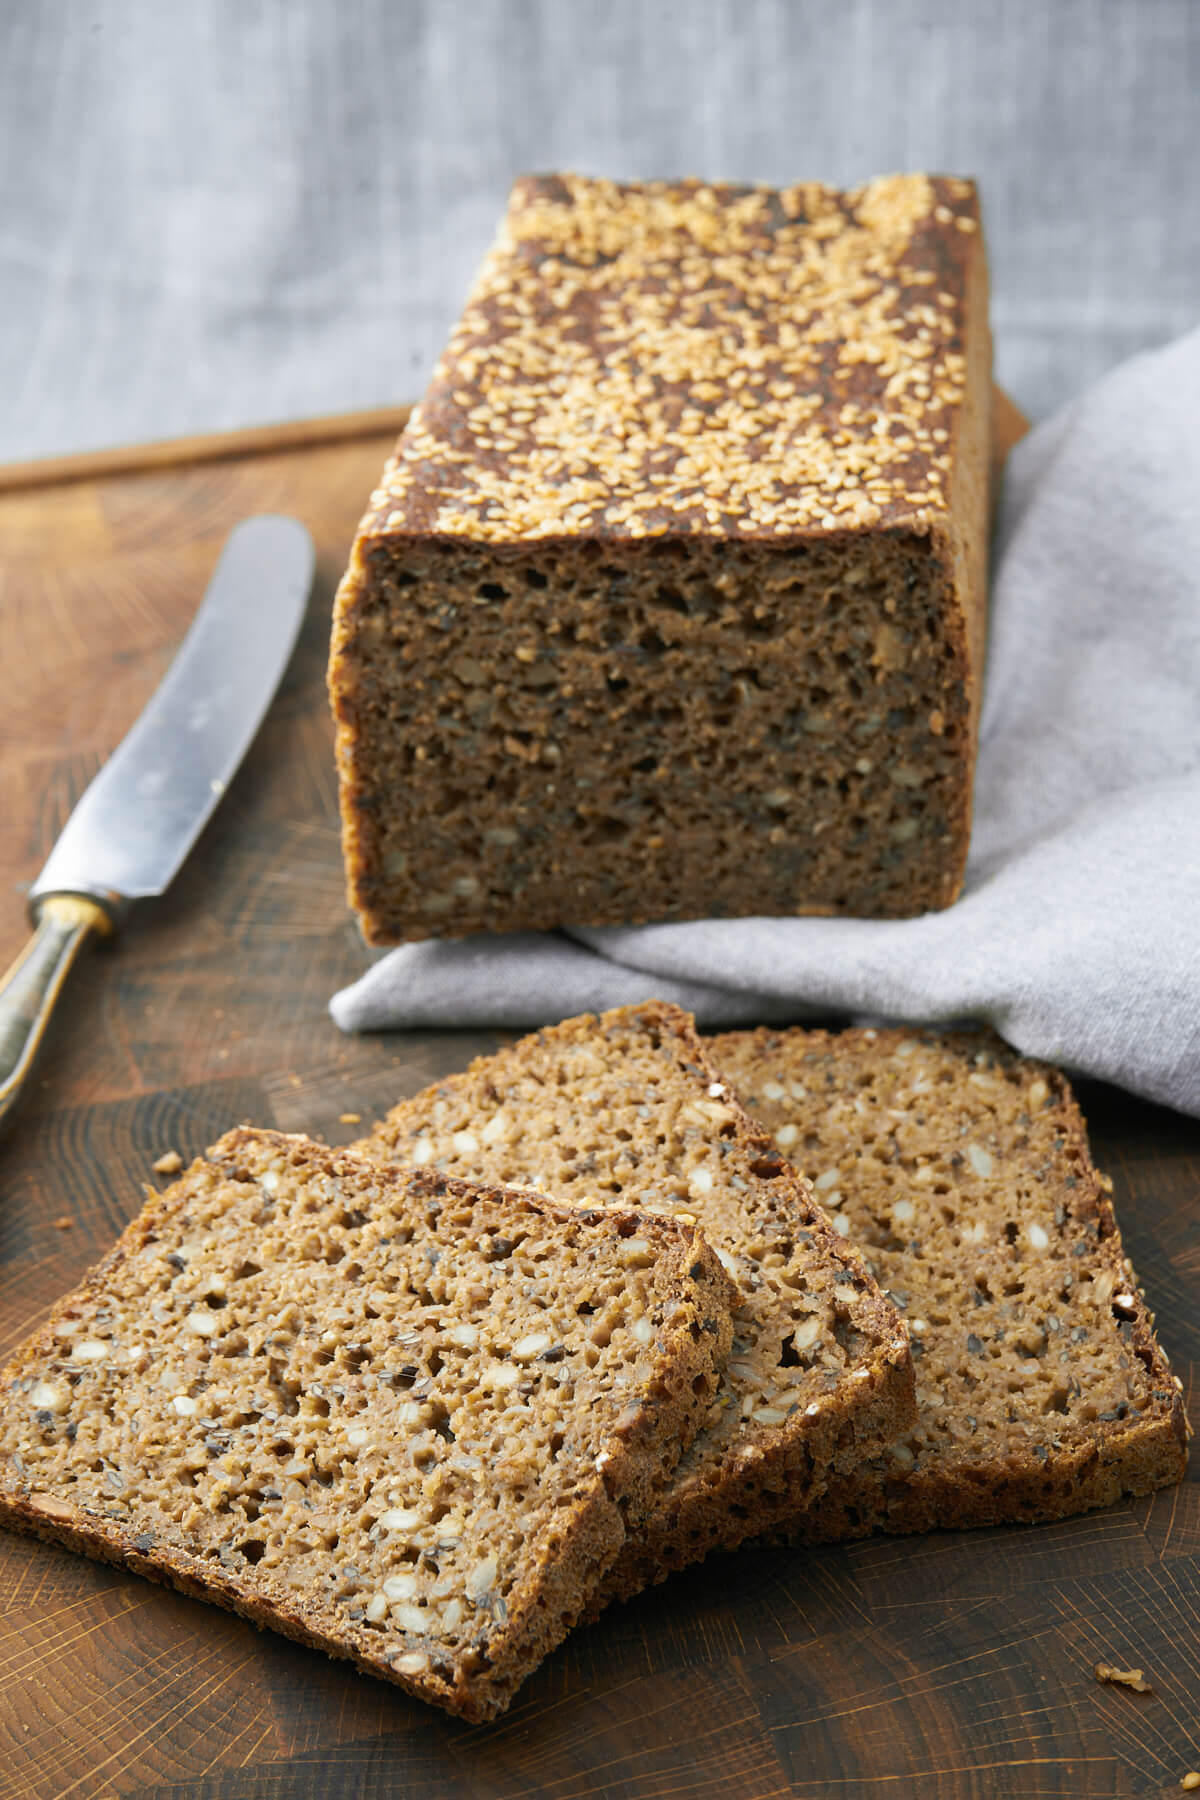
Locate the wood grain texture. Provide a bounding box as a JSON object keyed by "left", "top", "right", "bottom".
{"left": 0, "top": 396, "right": 1195, "bottom": 1800}
{"left": 0, "top": 406, "right": 413, "bottom": 497}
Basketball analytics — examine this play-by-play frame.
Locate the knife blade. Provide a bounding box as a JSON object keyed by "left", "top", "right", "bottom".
{"left": 32, "top": 514, "right": 313, "bottom": 908}
{"left": 0, "top": 514, "right": 315, "bottom": 1133}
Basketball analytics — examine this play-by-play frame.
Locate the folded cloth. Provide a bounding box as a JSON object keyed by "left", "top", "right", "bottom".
{"left": 331, "top": 330, "right": 1200, "bottom": 1117}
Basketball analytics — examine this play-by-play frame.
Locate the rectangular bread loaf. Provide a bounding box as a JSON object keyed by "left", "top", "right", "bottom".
{"left": 0, "top": 1129, "right": 735, "bottom": 1721}
{"left": 711, "top": 1027, "right": 1189, "bottom": 1539}
{"left": 358, "top": 1002, "right": 916, "bottom": 1603}
{"left": 329, "top": 171, "right": 991, "bottom": 942}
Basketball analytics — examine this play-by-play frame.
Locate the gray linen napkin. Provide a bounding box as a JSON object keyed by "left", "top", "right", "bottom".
{"left": 331, "top": 330, "right": 1200, "bottom": 1116}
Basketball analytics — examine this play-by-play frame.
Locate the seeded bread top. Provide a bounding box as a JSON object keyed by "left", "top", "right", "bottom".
{"left": 0, "top": 1128, "right": 733, "bottom": 1721}
{"left": 360, "top": 1003, "right": 912, "bottom": 1531}
{"left": 359, "top": 171, "right": 982, "bottom": 544}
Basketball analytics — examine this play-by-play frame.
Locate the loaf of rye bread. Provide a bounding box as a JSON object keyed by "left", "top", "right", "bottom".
{"left": 329, "top": 171, "right": 991, "bottom": 943}
{"left": 711, "top": 1028, "right": 1189, "bottom": 1538}
{"left": 0, "top": 1128, "right": 735, "bottom": 1722}
{"left": 357, "top": 1002, "right": 916, "bottom": 1603}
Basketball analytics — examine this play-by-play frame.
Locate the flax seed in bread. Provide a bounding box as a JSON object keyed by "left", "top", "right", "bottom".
{"left": 711, "top": 1027, "right": 1189, "bottom": 1539}
{"left": 359, "top": 1002, "right": 915, "bottom": 1602}
{"left": 329, "top": 170, "right": 991, "bottom": 943}
{"left": 0, "top": 1128, "right": 734, "bottom": 1722}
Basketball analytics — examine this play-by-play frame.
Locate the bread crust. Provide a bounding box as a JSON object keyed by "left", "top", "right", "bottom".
{"left": 932, "top": 205, "right": 992, "bottom": 902}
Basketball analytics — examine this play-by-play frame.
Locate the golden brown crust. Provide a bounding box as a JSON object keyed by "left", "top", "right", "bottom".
{"left": 710, "top": 1027, "right": 1189, "bottom": 1545}
{"left": 0, "top": 1128, "right": 733, "bottom": 1722}
{"left": 359, "top": 1001, "right": 916, "bottom": 1606}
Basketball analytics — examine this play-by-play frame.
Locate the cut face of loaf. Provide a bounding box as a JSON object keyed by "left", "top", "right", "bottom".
{"left": 0, "top": 1129, "right": 735, "bottom": 1723}
{"left": 329, "top": 171, "right": 992, "bottom": 944}
{"left": 357, "top": 1002, "right": 915, "bottom": 1603}
{"left": 710, "top": 1028, "right": 1190, "bottom": 1539}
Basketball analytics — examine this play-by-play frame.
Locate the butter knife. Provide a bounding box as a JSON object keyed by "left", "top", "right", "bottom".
{"left": 0, "top": 515, "right": 314, "bottom": 1134}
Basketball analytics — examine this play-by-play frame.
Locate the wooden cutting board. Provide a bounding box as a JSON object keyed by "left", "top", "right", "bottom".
{"left": 0, "top": 395, "right": 1194, "bottom": 1800}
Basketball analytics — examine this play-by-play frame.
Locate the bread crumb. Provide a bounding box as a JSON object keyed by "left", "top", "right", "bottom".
{"left": 52, "top": 1216, "right": 73, "bottom": 1232}
{"left": 339, "top": 1113, "right": 362, "bottom": 1125}
{"left": 153, "top": 1151, "right": 184, "bottom": 1176}
{"left": 1094, "top": 1662, "right": 1153, "bottom": 1693}
{"left": 1180, "top": 1775, "right": 1200, "bottom": 1792}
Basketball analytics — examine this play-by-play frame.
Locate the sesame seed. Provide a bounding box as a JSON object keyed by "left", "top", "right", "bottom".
{"left": 364, "top": 173, "right": 976, "bottom": 544}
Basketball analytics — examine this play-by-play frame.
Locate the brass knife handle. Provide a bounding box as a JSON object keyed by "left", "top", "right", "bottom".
{"left": 0, "top": 894, "right": 112, "bottom": 1137}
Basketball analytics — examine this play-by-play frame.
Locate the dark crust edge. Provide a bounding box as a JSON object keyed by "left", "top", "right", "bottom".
{"left": 328, "top": 544, "right": 383, "bottom": 932}
{"left": 0, "top": 1127, "right": 734, "bottom": 1723}
{"left": 935, "top": 203, "right": 992, "bottom": 907}
{"left": 363, "top": 1000, "right": 917, "bottom": 1609}
{"left": 709, "top": 1025, "right": 1190, "bottom": 1546}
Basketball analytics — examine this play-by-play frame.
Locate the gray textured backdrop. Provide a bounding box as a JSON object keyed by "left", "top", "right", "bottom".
{"left": 2, "top": 0, "right": 1197, "bottom": 461}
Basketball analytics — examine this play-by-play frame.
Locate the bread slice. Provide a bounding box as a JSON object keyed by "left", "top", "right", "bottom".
{"left": 710, "top": 1027, "right": 1190, "bottom": 1538}
{"left": 329, "top": 172, "right": 991, "bottom": 944}
{"left": 0, "top": 1127, "right": 735, "bottom": 1722}
{"left": 358, "top": 1002, "right": 915, "bottom": 1602}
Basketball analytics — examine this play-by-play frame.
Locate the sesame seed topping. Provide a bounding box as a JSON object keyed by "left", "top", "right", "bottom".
{"left": 363, "top": 172, "right": 977, "bottom": 544}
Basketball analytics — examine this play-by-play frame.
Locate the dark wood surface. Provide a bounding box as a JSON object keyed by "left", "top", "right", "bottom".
{"left": 0, "top": 403, "right": 1195, "bottom": 1800}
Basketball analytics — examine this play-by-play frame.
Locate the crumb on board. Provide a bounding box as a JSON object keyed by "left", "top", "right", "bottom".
{"left": 1181, "top": 1776, "right": 1200, "bottom": 1793}
{"left": 1094, "top": 1662, "right": 1154, "bottom": 1693}
{"left": 339, "top": 1112, "right": 362, "bottom": 1124}
{"left": 52, "top": 1216, "right": 73, "bottom": 1232}
{"left": 289, "top": 1074, "right": 302, "bottom": 1089}
{"left": 152, "top": 1151, "right": 184, "bottom": 1176}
